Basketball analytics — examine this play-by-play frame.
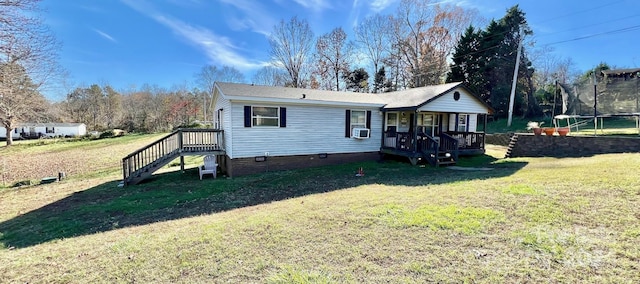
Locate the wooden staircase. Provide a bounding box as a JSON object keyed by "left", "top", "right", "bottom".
{"left": 421, "top": 133, "right": 459, "bottom": 167}
{"left": 505, "top": 134, "right": 518, "bottom": 158}
{"left": 122, "top": 129, "right": 224, "bottom": 186}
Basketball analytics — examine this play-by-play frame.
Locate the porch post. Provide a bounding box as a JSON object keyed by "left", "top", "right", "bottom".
{"left": 411, "top": 111, "right": 418, "bottom": 153}
{"left": 483, "top": 114, "right": 488, "bottom": 132}
{"left": 454, "top": 113, "right": 459, "bottom": 132}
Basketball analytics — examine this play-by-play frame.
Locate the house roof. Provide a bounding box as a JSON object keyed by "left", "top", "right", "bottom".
{"left": 380, "top": 82, "right": 463, "bottom": 110}
{"left": 17, "top": 122, "right": 86, "bottom": 127}
{"left": 602, "top": 68, "right": 640, "bottom": 76}
{"left": 215, "top": 81, "right": 492, "bottom": 113}
{"left": 216, "top": 82, "right": 386, "bottom": 107}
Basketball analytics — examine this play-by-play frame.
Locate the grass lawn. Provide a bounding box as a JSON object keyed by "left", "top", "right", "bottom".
{"left": 1, "top": 135, "right": 639, "bottom": 282}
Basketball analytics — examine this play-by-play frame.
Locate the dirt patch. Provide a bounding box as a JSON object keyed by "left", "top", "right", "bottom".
{"left": 0, "top": 135, "right": 163, "bottom": 186}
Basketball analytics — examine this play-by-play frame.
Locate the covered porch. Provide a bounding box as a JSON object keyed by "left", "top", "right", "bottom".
{"left": 380, "top": 110, "right": 488, "bottom": 166}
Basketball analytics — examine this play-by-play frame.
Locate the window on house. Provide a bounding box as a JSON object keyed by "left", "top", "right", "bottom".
{"left": 386, "top": 113, "right": 397, "bottom": 126}
{"left": 458, "top": 114, "right": 468, "bottom": 132}
{"left": 46, "top": 127, "right": 55, "bottom": 134}
{"left": 244, "top": 106, "right": 286, "bottom": 128}
{"left": 252, "top": 106, "right": 279, "bottom": 127}
{"left": 419, "top": 113, "right": 439, "bottom": 136}
{"left": 351, "top": 110, "right": 366, "bottom": 131}
{"left": 345, "top": 110, "right": 371, "bottom": 137}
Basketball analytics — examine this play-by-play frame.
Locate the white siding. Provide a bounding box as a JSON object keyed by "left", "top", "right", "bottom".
{"left": 229, "top": 102, "right": 382, "bottom": 159}
{"left": 214, "top": 91, "right": 233, "bottom": 158}
{"left": 469, "top": 115, "right": 478, "bottom": 132}
{"left": 418, "top": 88, "right": 489, "bottom": 114}
{"left": 0, "top": 124, "right": 85, "bottom": 138}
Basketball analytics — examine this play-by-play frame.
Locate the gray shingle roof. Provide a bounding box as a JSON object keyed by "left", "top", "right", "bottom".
{"left": 216, "top": 82, "right": 386, "bottom": 105}
{"left": 215, "top": 81, "right": 485, "bottom": 111}
{"left": 17, "top": 122, "right": 85, "bottom": 127}
{"left": 380, "top": 82, "right": 463, "bottom": 109}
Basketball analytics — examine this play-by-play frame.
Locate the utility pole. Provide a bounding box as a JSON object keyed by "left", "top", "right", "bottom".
{"left": 507, "top": 29, "right": 523, "bottom": 127}
{"left": 593, "top": 72, "right": 598, "bottom": 135}
{"left": 551, "top": 79, "right": 558, "bottom": 126}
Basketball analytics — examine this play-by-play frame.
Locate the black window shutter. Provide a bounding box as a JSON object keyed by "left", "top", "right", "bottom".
{"left": 345, "top": 109, "right": 351, "bottom": 137}
{"left": 366, "top": 110, "right": 372, "bottom": 129}
{"left": 244, "top": 106, "right": 251, "bottom": 127}
{"left": 280, "top": 107, "right": 287, "bottom": 127}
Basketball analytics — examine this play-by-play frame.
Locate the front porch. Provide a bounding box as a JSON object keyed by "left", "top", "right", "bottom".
{"left": 380, "top": 131, "right": 486, "bottom": 166}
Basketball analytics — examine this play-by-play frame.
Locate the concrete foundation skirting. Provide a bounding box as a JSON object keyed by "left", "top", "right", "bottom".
{"left": 224, "top": 152, "right": 380, "bottom": 177}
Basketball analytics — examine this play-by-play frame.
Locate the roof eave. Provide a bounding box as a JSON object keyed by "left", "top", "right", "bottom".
{"left": 226, "top": 95, "right": 385, "bottom": 108}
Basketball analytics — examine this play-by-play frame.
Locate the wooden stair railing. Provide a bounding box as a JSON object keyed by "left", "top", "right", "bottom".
{"left": 418, "top": 134, "right": 459, "bottom": 167}
{"left": 122, "top": 128, "right": 224, "bottom": 186}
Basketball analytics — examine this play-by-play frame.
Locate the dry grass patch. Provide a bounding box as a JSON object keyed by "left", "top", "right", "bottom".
{"left": 0, "top": 139, "right": 639, "bottom": 282}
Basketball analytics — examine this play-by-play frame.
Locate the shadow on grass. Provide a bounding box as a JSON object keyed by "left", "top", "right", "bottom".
{"left": 0, "top": 155, "right": 527, "bottom": 248}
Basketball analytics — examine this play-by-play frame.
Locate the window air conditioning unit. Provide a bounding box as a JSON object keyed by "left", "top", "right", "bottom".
{"left": 352, "top": 128, "right": 370, "bottom": 139}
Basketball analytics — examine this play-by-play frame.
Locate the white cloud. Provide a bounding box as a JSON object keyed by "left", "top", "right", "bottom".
{"left": 93, "top": 28, "right": 117, "bottom": 43}
{"left": 121, "top": 0, "right": 265, "bottom": 70}
{"left": 218, "top": 0, "right": 277, "bottom": 36}
{"left": 369, "top": 0, "right": 398, "bottom": 12}
{"left": 291, "top": 0, "right": 332, "bottom": 12}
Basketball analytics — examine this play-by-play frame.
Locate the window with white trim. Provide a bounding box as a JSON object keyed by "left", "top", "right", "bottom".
{"left": 386, "top": 113, "right": 398, "bottom": 128}
{"left": 350, "top": 110, "right": 366, "bottom": 131}
{"left": 46, "top": 127, "right": 55, "bottom": 134}
{"left": 252, "top": 106, "right": 279, "bottom": 127}
{"left": 457, "top": 114, "right": 468, "bottom": 132}
{"left": 418, "top": 113, "right": 439, "bottom": 136}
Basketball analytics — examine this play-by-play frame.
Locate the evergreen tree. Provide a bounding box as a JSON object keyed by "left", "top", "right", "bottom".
{"left": 343, "top": 68, "right": 369, "bottom": 93}
{"left": 447, "top": 5, "right": 540, "bottom": 118}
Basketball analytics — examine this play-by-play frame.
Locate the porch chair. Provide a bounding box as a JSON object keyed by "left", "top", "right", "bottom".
{"left": 199, "top": 155, "right": 218, "bottom": 180}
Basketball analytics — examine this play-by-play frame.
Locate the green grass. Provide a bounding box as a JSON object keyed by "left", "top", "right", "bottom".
{"left": 0, "top": 137, "right": 639, "bottom": 282}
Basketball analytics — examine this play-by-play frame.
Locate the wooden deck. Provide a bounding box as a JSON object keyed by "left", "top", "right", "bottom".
{"left": 122, "top": 128, "right": 225, "bottom": 186}
{"left": 381, "top": 131, "right": 485, "bottom": 166}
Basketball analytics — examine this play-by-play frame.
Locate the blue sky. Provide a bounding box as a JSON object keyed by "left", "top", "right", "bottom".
{"left": 42, "top": 0, "right": 640, "bottom": 99}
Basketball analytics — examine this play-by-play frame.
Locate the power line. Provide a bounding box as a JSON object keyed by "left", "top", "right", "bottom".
{"left": 536, "top": 0, "right": 628, "bottom": 23}
{"left": 542, "top": 24, "right": 640, "bottom": 46}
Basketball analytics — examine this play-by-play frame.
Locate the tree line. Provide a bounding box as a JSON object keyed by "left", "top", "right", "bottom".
{"left": 2, "top": 0, "right": 595, "bottom": 146}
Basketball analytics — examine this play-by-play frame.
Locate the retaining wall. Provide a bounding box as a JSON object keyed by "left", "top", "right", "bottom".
{"left": 508, "top": 134, "right": 640, "bottom": 158}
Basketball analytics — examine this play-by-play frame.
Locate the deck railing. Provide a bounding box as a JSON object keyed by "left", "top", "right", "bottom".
{"left": 122, "top": 128, "right": 223, "bottom": 185}
{"left": 383, "top": 132, "right": 415, "bottom": 151}
{"left": 439, "top": 133, "right": 459, "bottom": 161}
{"left": 445, "top": 131, "right": 485, "bottom": 150}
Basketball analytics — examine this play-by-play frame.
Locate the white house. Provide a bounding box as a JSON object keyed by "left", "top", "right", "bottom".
{"left": 211, "top": 82, "right": 493, "bottom": 176}
{"left": 0, "top": 123, "right": 87, "bottom": 139}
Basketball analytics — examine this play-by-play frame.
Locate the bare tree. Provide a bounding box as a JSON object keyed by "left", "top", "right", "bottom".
{"left": 354, "top": 14, "right": 392, "bottom": 93}
{"left": 314, "top": 27, "right": 354, "bottom": 91}
{"left": 252, "top": 66, "right": 288, "bottom": 86}
{"left": 390, "top": 0, "right": 476, "bottom": 87}
{"left": 196, "top": 65, "right": 245, "bottom": 122}
{"left": 0, "top": 62, "right": 48, "bottom": 143}
{"left": 531, "top": 45, "right": 578, "bottom": 87}
{"left": 1, "top": 0, "right": 59, "bottom": 146}
{"left": 103, "top": 85, "right": 122, "bottom": 129}
{"left": 268, "top": 16, "right": 315, "bottom": 88}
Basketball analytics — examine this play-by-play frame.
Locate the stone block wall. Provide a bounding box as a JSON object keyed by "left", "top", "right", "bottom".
{"left": 485, "top": 133, "right": 513, "bottom": 146}
{"left": 508, "top": 134, "right": 640, "bottom": 158}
